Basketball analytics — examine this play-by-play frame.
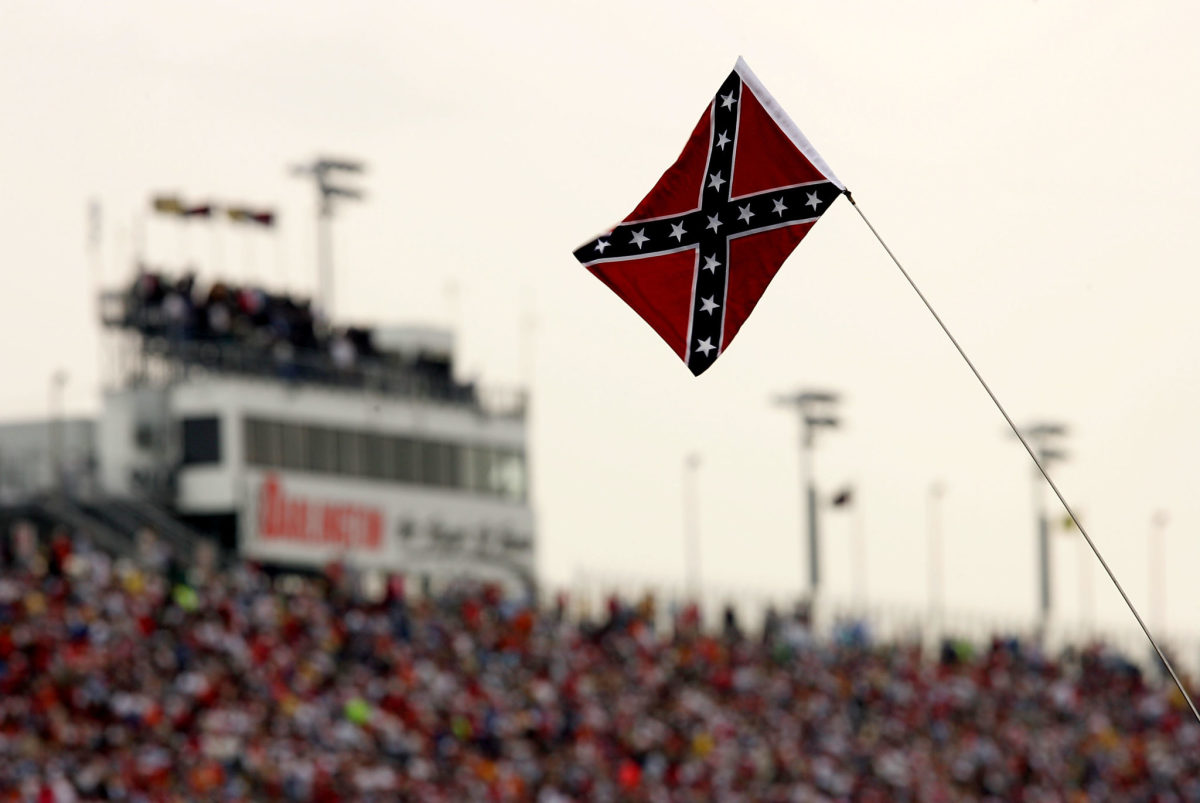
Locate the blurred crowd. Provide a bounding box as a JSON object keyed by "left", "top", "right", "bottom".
{"left": 1, "top": 527, "right": 1198, "bottom": 802}
{"left": 121, "top": 270, "right": 379, "bottom": 373}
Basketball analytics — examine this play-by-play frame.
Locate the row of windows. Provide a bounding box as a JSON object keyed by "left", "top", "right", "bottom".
{"left": 243, "top": 417, "right": 526, "bottom": 501}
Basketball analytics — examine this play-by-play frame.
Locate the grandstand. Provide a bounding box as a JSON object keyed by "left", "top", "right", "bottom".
{"left": 0, "top": 529, "right": 1197, "bottom": 800}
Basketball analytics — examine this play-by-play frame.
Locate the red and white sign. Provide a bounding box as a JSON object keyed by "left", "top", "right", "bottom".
{"left": 256, "top": 473, "right": 384, "bottom": 552}
{"left": 241, "top": 470, "right": 535, "bottom": 590}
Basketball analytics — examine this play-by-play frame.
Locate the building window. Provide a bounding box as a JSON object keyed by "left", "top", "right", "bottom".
{"left": 462, "top": 446, "right": 487, "bottom": 492}
{"left": 492, "top": 449, "right": 527, "bottom": 501}
{"left": 244, "top": 419, "right": 263, "bottom": 464}
{"left": 393, "top": 437, "right": 417, "bottom": 483}
{"left": 280, "top": 423, "right": 308, "bottom": 471}
{"left": 443, "top": 443, "right": 462, "bottom": 490}
{"left": 359, "top": 433, "right": 387, "bottom": 480}
{"left": 181, "top": 417, "right": 221, "bottom": 465}
{"left": 245, "top": 418, "right": 283, "bottom": 467}
{"left": 418, "top": 440, "right": 441, "bottom": 486}
{"left": 336, "top": 430, "right": 364, "bottom": 476}
{"left": 308, "top": 426, "right": 338, "bottom": 474}
{"left": 240, "top": 416, "right": 524, "bottom": 500}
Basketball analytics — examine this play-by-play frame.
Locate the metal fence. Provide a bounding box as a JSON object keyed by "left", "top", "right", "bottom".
{"left": 108, "top": 332, "right": 526, "bottom": 419}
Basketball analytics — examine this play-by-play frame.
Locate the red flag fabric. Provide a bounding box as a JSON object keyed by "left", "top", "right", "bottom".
{"left": 574, "top": 58, "right": 844, "bottom": 376}
{"left": 227, "top": 207, "right": 276, "bottom": 227}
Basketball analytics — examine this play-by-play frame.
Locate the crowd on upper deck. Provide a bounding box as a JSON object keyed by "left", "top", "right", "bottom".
{"left": 0, "top": 524, "right": 1197, "bottom": 802}
{"left": 121, "top": 270, "right": 378, "bottom": 370}
{"left": 115, "top": 270, "right": 467, "bottom": 398}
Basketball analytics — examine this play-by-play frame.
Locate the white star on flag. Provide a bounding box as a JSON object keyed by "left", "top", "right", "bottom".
{"left": 719, "top": 92, "right": 736, "bottom": 109}
{"left": 695, "top": 337, "right": 715, "bottom": 356}
{"left": 706, "top": 214, "right": 722, "bottom": 232}
{"left": 669, "top": 222, "right": 686, "bottom": 241}
{"left": 699, "top": 296, "right": 720, "bottom": 314}
{"left": 715, "top": 131, "right": 730, "bottom": 150}
{"left": 702, "top": 255, "right": 721, "bottom": 273}
{"left": 772, "top": 198, "right": 787, "bottom": 216}
{"left": 805, "top": 191, "right": 822, "bottom": 210}
{"left": 595, "top": 239, "right": 610, "bottom": 253}
{"left": 708, "top": 172, "right": 726, "bottom": 191}
{"left": 630, "top": 229, "right": 649, "bottom": 248}
{"left": 737, "top": 204, "right": 754, "bottom": 224}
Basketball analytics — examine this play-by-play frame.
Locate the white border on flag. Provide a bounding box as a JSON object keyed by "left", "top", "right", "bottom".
{"left": 734, "top": 57, "right": 845, "bottom": 191}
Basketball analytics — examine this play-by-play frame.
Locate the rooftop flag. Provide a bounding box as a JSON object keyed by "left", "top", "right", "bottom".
{"left": 574, "top": 57, "right": 845, "bottom": 376}
{"left": 227, "top": 207, "right": 276, "bottom": 227}
{"left": 181, "top": 204, "right": 213, "bottom": 218}
{"left": 152, "top": 195, "right": 184, "bottom": 215}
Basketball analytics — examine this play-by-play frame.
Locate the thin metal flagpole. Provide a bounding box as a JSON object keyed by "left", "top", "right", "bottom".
{"left": 843, "top": 192, "right": 1200, "bottom": 724}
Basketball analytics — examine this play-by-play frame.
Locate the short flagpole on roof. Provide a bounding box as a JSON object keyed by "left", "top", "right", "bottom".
{"left": 842, "top": 191, "right": 1200, "bottom": 725}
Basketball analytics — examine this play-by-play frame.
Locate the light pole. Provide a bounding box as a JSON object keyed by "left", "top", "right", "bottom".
{"left": 774, "top": 390, "right": 841, "bottom": 598}
{"left": 927, "top": 481, "right": 945, "bottom": 618}
{"left": 683, "top": 453, "right": 702, "bottom": 599}
{"left": 1150, "top": 510, "right": 1169, "bottom": 632}
{"left": 1021, "top": 422, "right": 1068, "bottom": 624}
{"left": 48, "top": 370, "right": 68, "bottom": 493}
{"left": 290, "top": 157, "right": 366, "bottom": 320}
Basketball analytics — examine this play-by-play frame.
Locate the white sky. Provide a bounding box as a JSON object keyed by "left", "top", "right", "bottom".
{"left": 3, "top": 0, "right": 1199, "bottom": 645}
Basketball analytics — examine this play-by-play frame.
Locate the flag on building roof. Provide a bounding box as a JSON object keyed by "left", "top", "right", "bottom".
{"left": 574, "top": 57, "right": 845, "bottom": 375}
{"left": 182, "top": 204, "right": 213, "bottom": 218}
{"left": 152, "top": 195, "right": 184, "bottom": 215}
{"left": 227, "top": 207, "right": 276, "bottom": 227}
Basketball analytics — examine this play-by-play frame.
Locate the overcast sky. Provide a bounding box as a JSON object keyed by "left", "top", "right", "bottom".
{"left": 3, "top": 0, "right": 1199, "bottom": 647}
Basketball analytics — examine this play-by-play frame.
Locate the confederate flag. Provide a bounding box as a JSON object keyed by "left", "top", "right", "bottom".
{"left": 574, "top": 58, "right": 845, "bottom": 376}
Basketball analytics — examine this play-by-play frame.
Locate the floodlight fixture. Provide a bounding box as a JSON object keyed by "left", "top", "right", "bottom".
{"left": 290, "top": 155, "right": 368, "bottom": 319}
{"left": 1012, "top": 418, "right": 1071, "bottom": 623}
{"left": 772, "top": 386, "right": 845, "bottom": 598}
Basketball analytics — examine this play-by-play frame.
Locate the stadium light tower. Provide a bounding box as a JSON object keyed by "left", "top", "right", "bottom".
{"left": 1149, "top": 510, "right": 1169, "bottom": 631}
{"left": 683, "top": 452, "right": 702, "bottom": 599}
{"left": 773, "top": 389, "right": 841, "bottom": 598}
{"left": 1020, "top": 421, "right": 1068, "bottom": 624}
{"left": 290, "top": 156, "right": 366, "bottom": 320}
{"left": 48, "top": 369, "right": 68, "bottom": 492}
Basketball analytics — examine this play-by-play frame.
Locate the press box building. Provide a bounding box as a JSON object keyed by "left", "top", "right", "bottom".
{"left": 0, "top": 281, "right": 535, "bottom": 594}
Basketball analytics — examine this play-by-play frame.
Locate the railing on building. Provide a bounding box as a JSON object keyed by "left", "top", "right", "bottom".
{"left": 100, "top": 291, "right": 526, "bottom": 419}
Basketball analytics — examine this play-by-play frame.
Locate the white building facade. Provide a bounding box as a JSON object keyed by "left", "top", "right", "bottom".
{"left": 96, "top": 359, "right": 534, "bottom": 591}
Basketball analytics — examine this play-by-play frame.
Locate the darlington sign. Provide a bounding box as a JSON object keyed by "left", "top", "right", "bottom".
{"left": 256, "top": 474, "right": 385, "bottom": 551}
{"left": 242, "top": 471, "right": 535, "bottom": 587}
